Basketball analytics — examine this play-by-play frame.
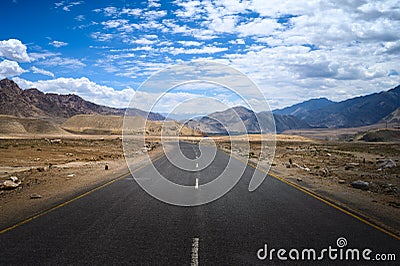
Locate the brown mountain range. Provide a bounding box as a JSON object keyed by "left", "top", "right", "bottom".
{"left": 0, "top": 78, "right": 164, "bottom": 122}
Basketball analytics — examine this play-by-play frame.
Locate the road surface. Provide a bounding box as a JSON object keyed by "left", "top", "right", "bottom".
{"left": 1, "top": 142, "right": 398, "bottom": 265}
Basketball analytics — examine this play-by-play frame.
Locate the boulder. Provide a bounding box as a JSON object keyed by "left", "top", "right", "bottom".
{"left": 377, "top": 159, "right": 396, "bottom": 169}
{"left": 0, "top": 180, "right": 21, "bottom": 190}
{"left": 351, "top": 180, "right": 370, "bottom": 190}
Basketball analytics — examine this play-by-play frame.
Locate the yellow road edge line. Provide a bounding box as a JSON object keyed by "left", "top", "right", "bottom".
{"left": 224, "top": 150, "right": 400, "bottom": 241}
{"left": 0, "top": 154, "right": 164, "bottom": 235}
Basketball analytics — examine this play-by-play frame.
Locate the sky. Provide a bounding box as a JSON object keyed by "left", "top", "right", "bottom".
{"left": 0, "top": 0, "right": 399, "bottom": 116}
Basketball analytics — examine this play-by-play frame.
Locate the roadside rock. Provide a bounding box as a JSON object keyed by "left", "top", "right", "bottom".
{"left": 9, "top": 176, "right": 18, "bottom": 182}
{"left": 377, "top": 159, "right": 396, "bottom": 169}
{"left": 345, "top": 163, "right": 359, "bottom": 170}
{"left": 0, "top": 180, "right": 21, "bottom": 190}
{"left": 351, "top": 180, "right": 370, "bottom": 190}
{"left": 30, "top": 193, "right": 42, "bottom": 199}
{"left": 338, "top": 179, "right": 346, "bottom": 184}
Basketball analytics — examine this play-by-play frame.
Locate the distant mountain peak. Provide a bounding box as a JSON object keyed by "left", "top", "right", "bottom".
{"left": 0, "top": 78, "right": 164, "bottom": 122}
{"left": 273, "top": 97, "right": 335, "bottom": 118}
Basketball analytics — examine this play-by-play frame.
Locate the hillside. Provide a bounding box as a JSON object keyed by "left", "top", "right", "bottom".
{"left": 0, "top": 115, "right": 66, "bottom": 135}
{"left": 0, "top": 79, "right": 164, "bottom": 122}
{"left": 274, "top": 98, "right": 335, "bottom": 119}
{"left": 185, "top": 106, "right": 310, "bottom": 134}
{"left": 381, "top": 107, "right": 400, "bottom": 124}
{"left": 299, "top": 85, "right": 400, "bottom": 128}
{"left": 62, "top": 114, "right": 203, "bottom": 136}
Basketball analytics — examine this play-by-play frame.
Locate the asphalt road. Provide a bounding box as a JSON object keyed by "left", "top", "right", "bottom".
{"left": 1, "top": 142, "right": 398, "bottom": 265}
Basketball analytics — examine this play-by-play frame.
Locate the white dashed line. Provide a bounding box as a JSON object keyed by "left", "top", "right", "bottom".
{"left": 191, "top": 237, "right": 199, "bottom": 266}
{"left": 195, "top": 178, "right": 199, "bottom": 189}
{"left": 196, "top": 162, "right": 199, "bottom": 168}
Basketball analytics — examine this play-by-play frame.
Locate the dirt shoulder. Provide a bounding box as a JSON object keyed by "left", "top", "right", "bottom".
{"left": 0, "top": 137, "right": 162, "bottom": 230}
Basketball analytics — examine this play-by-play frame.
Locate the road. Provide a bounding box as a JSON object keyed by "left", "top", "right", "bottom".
{"left": 1, "top": 142, "right": 398, "bottom": 265}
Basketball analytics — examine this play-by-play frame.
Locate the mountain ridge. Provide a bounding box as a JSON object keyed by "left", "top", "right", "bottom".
{"left": 0, "top": 78, "right": 164, "bottom": 122}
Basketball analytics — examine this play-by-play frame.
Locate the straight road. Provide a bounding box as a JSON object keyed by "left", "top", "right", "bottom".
{"left": 1, "top": 142, "right": 398, "bottom": 265}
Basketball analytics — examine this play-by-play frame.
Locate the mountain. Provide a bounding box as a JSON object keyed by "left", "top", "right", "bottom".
{"left": 185, "top": 106, "right": 311, "bottom": 134}
{"left": 381, "top": 107, "right": 400, "bottom": 124}
{"left": 0, "top": 79, "right": 164, "bottom": 121}
{"left": 273, "top": 98, "right": 335, "bottom": 119}
{"left": 301, "top": 85, "right": 400, "bottom": 128}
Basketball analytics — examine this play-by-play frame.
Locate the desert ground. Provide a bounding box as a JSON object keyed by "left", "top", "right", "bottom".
{"left": 0, "top": 135, "right": 164, "bottom": 229}
{"left": 1, "top": 127, "right": 399, "bottom": 237}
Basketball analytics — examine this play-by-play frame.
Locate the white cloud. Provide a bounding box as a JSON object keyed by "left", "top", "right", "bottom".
{"left": 0, "top": 60, "right": 26, "bottom": 78}
{"left": 131, "top": 38, "right": 155, "bottom": 45}
{"left": 55, "top": 1, "right": 83, "bottom": 12}
{"left": 49, "top": 40, "right": 68, "bottom": 48}
{"left": 38, "top": 57, "right": 86, "bottom": 69}
{"left": 31, "top": 66, "right": 55, "bottom": 78}
{"left": 177, "top": 40, "right": 203, "bottom": 46}
{"left": 236, "top": 18, "right": 282, "bottom": 37}
{"left": 0, "top": 39, "right": 31, "bottom": 62}
{"left": 12, "top": 77, "right": 135, "bottom": 108}
{"left": 148, "top": 0, "right": 161, "bottom": 8}
{"left": 169, "top": 46, "right": 228, "bottom": 55}
{"left": 144, "top": 10, "right": 167, "bottom": 20}
{"left": 75, "top": 15, "right": 85, "bottom": 21}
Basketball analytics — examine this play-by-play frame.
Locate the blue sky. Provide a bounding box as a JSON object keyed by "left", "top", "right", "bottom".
{"left": 1, "top": 0, "right": 399, "bottom": 115}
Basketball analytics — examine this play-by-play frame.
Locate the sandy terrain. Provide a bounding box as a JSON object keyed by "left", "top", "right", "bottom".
{"left": 214, "top": 134, "right": 400, "bottom": 235}
{"left": 0, "top": 137, "right": 163, "bottom": 229}
{"left": 2, "top": 130, "right": 399, "bottom": 237}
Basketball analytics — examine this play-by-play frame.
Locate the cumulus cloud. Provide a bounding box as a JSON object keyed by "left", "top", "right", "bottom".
{"left": 0, "top": 60, "right": 26, "bottom": 79}
{"left": 31, "top": 66, "right": 55, "bottom": 78}
{"left": 13, "top": 77, "right": 135, "bottom": 108}
{"left": 80, "top": 1, "right": 400, "bottom": 108}
{"left": 0, "top": 39, "right": 30, "bottom": 62}
{"left": 49, "top": 40, "right": 68, "bottom": 48}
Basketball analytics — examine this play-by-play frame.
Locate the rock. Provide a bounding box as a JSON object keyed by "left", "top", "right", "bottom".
{"left": 318, "top": 169, "right": 328, "bottom": 177}
{"left": 338, "top": 179, "right": 346, "bottom": 184}
{"left": 351, "top": 180, "right": 370, "bottom": 190}
{"left": 9, "top": 176, "right": 18, "bottom": 182}
{"left": 105, "top": 164, "right": 109, "bottom": 170}
{"left": 327, "top": 153, "right": 332, "bottom": 157}
{"left": 297, "top": 177, "right": 302, "bottom": 182}
{"left": 345, "top": 163, "right": 359, "bottom": 170}
{"left": 50, "top": 139, "right": 62, "bottom": 144}
{"left": 285, "top": 162, "right": 291, "bottom": 168}
{"left": 377, "top": 159, "right": 396, "bottom": 169}
{"left": 67, "top": 174, "right": 75, "bottom": 177}
{"left": 30, "top": 193, "right": 42, "bottom": 199}
{"left": 0, "top": 180, "right": 21, "bottom": 190}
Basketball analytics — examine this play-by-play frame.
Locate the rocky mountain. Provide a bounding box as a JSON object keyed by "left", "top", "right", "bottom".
{"left": 185, "top": 106, "right": 310, "bottom": 134}
{"left": 273, "top": 97, "right": 335, "bottom": 119}
{"left": 0, "top": 79, "right": 164, "bottom": 121}
{"left": 381, "top": 107, "right": 400, "bottom": 124}
{"left": 300, "top": 85, "right": 400, "bottom": 128}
